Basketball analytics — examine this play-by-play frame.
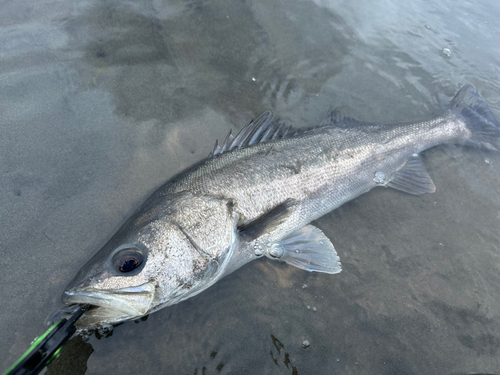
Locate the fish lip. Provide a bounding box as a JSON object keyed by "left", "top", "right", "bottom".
{"left": 62, "top": 282, "right": 156, "bottom": 318}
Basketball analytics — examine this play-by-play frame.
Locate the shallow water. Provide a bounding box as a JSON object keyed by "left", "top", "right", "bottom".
{"left": 1, "top": 0, "right": 500, "bottom": 374}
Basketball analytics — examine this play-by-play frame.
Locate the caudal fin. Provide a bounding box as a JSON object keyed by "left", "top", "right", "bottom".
{"left": 450, "top": 84, "right": 500, "bottom": 151}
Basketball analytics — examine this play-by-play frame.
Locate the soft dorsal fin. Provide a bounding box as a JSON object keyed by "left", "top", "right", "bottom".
{"left": 320, "top": 107, "right": 376, "bottom": 128}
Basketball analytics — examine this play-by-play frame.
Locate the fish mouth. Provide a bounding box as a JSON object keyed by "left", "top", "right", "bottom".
{"left": 61, "top": 282, "right": 156, "bottom": 327}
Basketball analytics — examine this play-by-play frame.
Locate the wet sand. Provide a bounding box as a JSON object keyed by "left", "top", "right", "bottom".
{"left": 1, "top": 0, "right": 500, "bottom": 374}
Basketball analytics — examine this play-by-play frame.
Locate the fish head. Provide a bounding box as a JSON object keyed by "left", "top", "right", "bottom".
{"left": 60, "top": 192, "right": 240, "bottom": 329}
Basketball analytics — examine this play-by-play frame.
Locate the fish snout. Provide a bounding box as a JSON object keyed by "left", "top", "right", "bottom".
{"left": 60, "top": 282, "right": 156, "bottom": 327}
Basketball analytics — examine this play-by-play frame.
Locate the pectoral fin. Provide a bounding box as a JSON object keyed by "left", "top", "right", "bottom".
{"left": 387, "top": 156, "right": 436, "bottom": 195}
{"left": 265, "top": 225, "right": 341, "bottom": 274}
{"left": 238, "top": 199, "right": 295, "bottom": 242}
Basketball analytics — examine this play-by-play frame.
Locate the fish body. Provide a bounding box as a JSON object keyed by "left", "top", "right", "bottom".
{"left": 61, "top": 85, "right": 500, "bottom": 329}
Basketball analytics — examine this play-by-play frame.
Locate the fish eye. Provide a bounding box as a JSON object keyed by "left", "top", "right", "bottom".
{"left": 112, "top": 248, "right": 144, "bottom": 273}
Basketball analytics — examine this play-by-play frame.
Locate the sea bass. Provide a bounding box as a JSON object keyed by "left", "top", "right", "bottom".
{"left": 61, "top": 85, "right": 499, "bottom": 329}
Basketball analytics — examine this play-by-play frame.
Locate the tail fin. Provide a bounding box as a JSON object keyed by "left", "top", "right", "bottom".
{"left": 450, "top": 84, "right": 500, "bottom": 151}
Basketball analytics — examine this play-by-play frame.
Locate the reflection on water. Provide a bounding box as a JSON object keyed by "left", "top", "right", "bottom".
{"left": 1, "top": 0, "right": 500, "bottom": 374}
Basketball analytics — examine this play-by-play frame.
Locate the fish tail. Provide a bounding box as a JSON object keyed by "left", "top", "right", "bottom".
{"left": 450, "top": 84, "right": 500, "bottom": 150}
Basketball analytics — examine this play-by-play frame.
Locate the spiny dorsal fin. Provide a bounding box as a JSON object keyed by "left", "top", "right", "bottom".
{"left": 208, "top": 107, "right": 370, "bottom": 158}
{"left": 208, "top": 112, "right": 322, "bottom": 158}
{"left": 210, "top": 112, "right": 277, "bottom": 157}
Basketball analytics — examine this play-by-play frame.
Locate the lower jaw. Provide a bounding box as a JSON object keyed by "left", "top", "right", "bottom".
{"left": 74, "top": 305, "right": 134, "bottom": 328}
{"left": 63, "top": 282, "right": 157, "bottom": 319}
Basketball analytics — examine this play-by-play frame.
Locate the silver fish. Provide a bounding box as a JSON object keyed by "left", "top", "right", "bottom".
{"left": 60, "top": 85, "right": 499, "bottom": 329}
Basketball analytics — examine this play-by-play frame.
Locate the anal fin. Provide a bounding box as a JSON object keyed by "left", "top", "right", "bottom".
{"left": 387, "top": 156, "right": 436, "bottom": 195}
{"left": 265, "top": 225, "right": 341, "bottom": 274}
